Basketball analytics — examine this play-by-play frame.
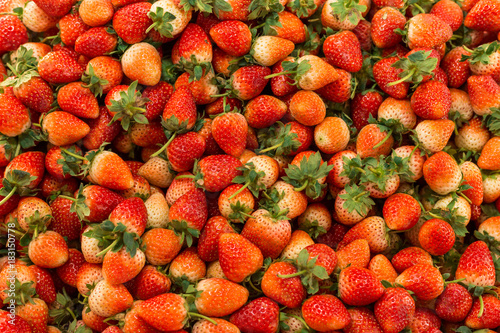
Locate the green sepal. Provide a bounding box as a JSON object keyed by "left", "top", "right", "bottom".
{"left": 339, "top": 184, "right": 375, "bottom": 217}
{"left": 329, "top": 0, "right": 366, "bottom": 26}
{"left": 390, "top": 50, "right": 438, "bottom": 88}
{"left": 107, "top": 81, "right": 149, "bottom": 132}
{"left": 81, "top": 63, "right": 109, "bottom": 98}
{"left": 287, "top": 0, "right": 317, "bottom": 18}
{"left": 147, "top": 6, "right": 176, "bottom": 38}
{"left": 3, "top": 279, "right": 36, "bottom": 306}
{"left": 0, "top": 169, "right": 37, "bottom": 198}
{"left": 299, "top": 219, "right": 327, "bottom": 239}
{"left": 169, "top": 219, "right": 201, "bottom": 247}
{"left": 248, "top": 0, "right": 284, "bottom": 20}
{"left": 255, "top": 121, "right": 301, "bottom": 156}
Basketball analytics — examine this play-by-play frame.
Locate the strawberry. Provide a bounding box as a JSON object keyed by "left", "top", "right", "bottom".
{"left": 351, "top": 91, "right": 383, "bottom": 131}
{"left": 368, "top": 254, "right": 398, "bottom": 283}
{"left": 289, "top": 90, "right": 326, "bottom": 127}
{"left": 29, "top": 265, "right": 56, "bottom": 305}
{"left": 84, "top": 106, "right": 121, "bottom": 150}
{"left": 142, "top": 81, "right": 174, "bottom": 121}
{"left": 143, "top": 191, "right": 169, "bottom": 228}
{"left": 42, "top": 111, "right": 90, "bottom": 146}
{"left": 113, "top": 2, "right": 152, "bottom": 44}
{"left": 302, "top": 295, "right": 351, "bottom": 331}
{"left": 33, "top": 0, "right": 75, "bottom": 17}
{"left": 262, "top": 261, "right": 306, "bottom": 308}
{"left": 339, "top": 216, "right": 390, "bottom": 253}
{"left": 464, "top": 0, "right": 500, "bottom": 32}
{"left": 194, "top": 318, "right": 239, "bottom": 333}
{"left": 435, "top": 283, "right": 473, "bottom": 323}
{"left": 38, "top": 51, "right": 85, "bottom": 84}
{"left": 0, "top": 95, "right": 31, "bottom": 137}
{"left": 270, "top": 58, "right": 299, "bottom": 97}
{"left": 130, "top": 265, "right": 171, "bottom": 301}
{"left": 14, "top": 291, "right": 49, "bottom": 333}
{"left": 0, "top": 310, "right": 33, "bottom": 332}
{"left": 82, "top": 306, "right": 111, "bottom": 332}
{"left": 169, "top": 247, "right": 206, "bottom": 282}
{"left": 88, "top": 279, "right": 133, "bottom": 317}
{"left": 217, "top": 0, "right": 251, "bottom": 21}
{"left": 407, "top": 14, "right": 453, "bottom": 49}
{"left": 50, "top": 197, "right": 81, "bottom": 240}
{"left": 321, "top": 0, "right": 369, "bottom": 31}
{"left": 9, "top": 76, "right": 54, "bottom": 114}
{"left": 0, "top": 15, "right": 28, "bottom": 54}
{"left": 478, "top": 137, "right": 500, "bottom": 170}
{"left": 442, "top": 47, "right": 471, "bottom": 88}
{"left": 374, "top": 288, "right": 415, "bottom": 333}
{"left": 29, "top": 230, "right": 70, "bottom": 268}
{"left": 395, "top": 264, "right": 444, "bottom": 301}
{"left": 314, "top": 117, "right": 350, "bottom": 155}
{"left": 168, "top": 188, "right": 207, "bottom": 245}
{"left": 58, "top": 82, "right": 100, "bottom": 119}
{"left": 103, "top": 246, "right": 146, "bottom": 285}
{"left": 142, "top": 228, "right": 182, "bottom": 265}
{"left": 455, "top": 117, "right": 490, "bottom": 153}
{"left": 0, "top": 262, "right": 36, "bottom": 301}
{"left": 251, "top": 36, "right": 295, "bottom": 67}
{"left": 333, "top": 237, "right": 369, "bottom": 270}
{"left": 59, "top": 13, "right": 90, "bottom": 46}
{"left": 460, "top": 161, "right": 484, "bottom": 206}
{"left": 383, "top": 193, "right": 421, "bottom": 231}
{"left": 76, "top": 262, "right": 104, "bottom": 296}
{"left": 191, "top": 154, "right": 243, "bottom": 192}
{"left": 370, "top": 7, "right": 406, "bottom": 49}
{"left": 138, "top": 156, "right": 175, "bottom": 188}
{"left": 223, "top": 65, "right": 271, "bottom": 100}
{"left": 455, "top": 241, "right": 496, "bottom": 287}
{"left": 79, "top": 0, "right": 114, "bottom": 26}
{"left": 271, "top": 11, "right": 306, "bottom": 44}
{"left": 56, "top": 248, "right": 86, "bottom": 288}
{"left": 467, "top": 75, "right": 500, "bottom": 115}
{"left": 244, "top": 95, "right": 287, "bottom": 129}
{"left": 17, "top": 196, "right": 52, "bottom": 232}
{"left": 356, "top": 124, "right": 393, "bottom": 159}
{"left": 197, "top": 216, "right": 234, "bottom": 262}
{"left": 418, "top": 218, "right": 455, "bottom": 256}
{"left": 212, "top": 112, "right": 248, "bottom": 158}
{"left": 338, "top": 266, "right": 384, "bottom": 306}
{"left": 209, "top": 20, "right": 252, "bottom": 57}
{"left": 166, "top": 173, "right": 196, "bottom": 206}
{"left": 218, "top": 233, "right": 263, "bottom": 283}
{"left": 323, "top": 31, "right": 363, "bottom": 72}
{"left": 464, "top": 294, "right": 500, "bottom": 329}
{"left": 22, "top": 1, "right": 58, "bottom": 33}
{"left": 414, "top": 119, "right": 454, "bottom": 153}
{"left": 172, "top": 23, "right": 213, "bottom": 70}
{"left": 83, "top": 57, "right": 124, "bottom": 97}
{"left": 281, "top": 230, "right": 315, "bottom": 260}
{"left": 148, "top": 0, "right": 193, "bottom": 39}
{"left": 391, "top": 247, "right": 433, "bottom": 274}
{"left": 411, "top": 80, "right": 451, "bottom": 119}
{"left": 297, "top": 55, "right": 339, "bottom": 91}
{"left": 218, "top": 184, "right": 255, "bottom": 222}
{"left": 195, "top": 278, "right": 249, "bottom": 317}
{"left": 430, "top": 0, "right": 463, "bottom": 31}
{"left": 167, "top": 132, "right": 206, "bottom": 172}
{"left": 373, "top": 57, "right": 409, "bottom": 99}
{"left": 345, "top": 307, "right": 383, "bottom": 333}
{"left": 229, "top": 297, "right": 279, "bottom": 333}
{"left": 423, "top": 151, "right": 462, "bottom": 195}
{"left": 121, "top": 42, "right": 161, "bottom": 86}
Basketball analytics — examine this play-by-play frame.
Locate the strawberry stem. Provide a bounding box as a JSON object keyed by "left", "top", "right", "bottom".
{"left": 259, "top": 142, "right": 283, "bottom": 153}
{"left": 188, "top": 312, "right": 218, "bottom": 325}
{"left": 228, "top": 182, "right": 250, "bottom": 200}
{"left": 61, "top": 148, "right": 85, "bottom": 161}
{"left": 478, "top": 295, "right": 484, "bottom": 318}
{"left": 373, "top": 129, "right": 392, "bottom": 149}
{"left": 277, "top": 270, "right": 307, "bottom": 278}
{"left": 444, "top": 277, "right": 465, "bottom": 285}
{"left": 294, "top": 180, "right": 309, "bottom": 192}
{"left": 412, "top": 3, "right": 425, "bottom": 14}
{"left": 96, "top": 238, "right": 120, "bottom": 257}
{"left": 150, "top": 132, "right": 177, "bottom": 158}
{"left": 457, "top": 191, "right": 472, "bottom": 205}
{"left": 58, "top": 195, "right": 76, "bottom": 202}
{"left": 0, "top": 186, "right": 16, "bottom": 206}
{"left": 175, "top": 174, "right": 195, "bottom": 180}
{"left": 264, "top": 71, "right": 296, "bottom": 79}
{"left": 387, "top": 69, "right": 416, "bottom": 87}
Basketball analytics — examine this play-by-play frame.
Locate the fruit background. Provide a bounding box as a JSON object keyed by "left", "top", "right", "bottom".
{"left": 0, "top": 0, "right": 500, "bottom": 332}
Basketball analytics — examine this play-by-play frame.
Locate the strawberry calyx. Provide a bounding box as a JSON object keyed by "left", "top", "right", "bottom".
{"left": 283, "top": 152, "right": 333, "bottom": 200}
{"left": 277, "top": 248, "right": 330, "bottom": 294}
{"left": 177, "top": 55, "right": 213, "bottom": 82}
{"left": 19, "top": 209, "right": 53, "bottom": 246}
{"left": 81, "top": 64, "right": 109, "bottom": 98}
{"left": 368, "top": 114, "right": 405, "bottom": 147}
{"left": 58, "top": 184, "right": 91, "bottom": 222}
{"left": 339, "top": 184, "right": 375, "bottom": 217}
{"left": 232, "top": 161, "right": 267, "bottom": 198}
{"left": 146, "top": 6, "right": 176, "bottom": 39}
{"left": 255, "top": 122, "right": 301, "bottom": 156}
{"left": 58, "top": 145, "right": 85, "bottom": 177}
{"left": 180, "top": 0, "right": 231, "bottom": 17}
{"left": 461, "top": 41, "right": 500, "bottom": 65}
{"left": 49, "top": 289, "right": 78, "bottom": 326}
{"left": 483, "top": 107, "right": 500, "bottom": 137}
{"left": 0, "top": 129, "right": 43, "bottom": 161}
{"left": 263, "top": 59, "right": 311, "bottom": 85}
{"left": 2, "top": 45, "right": 38, "bottom": 78}
{"left": 258, "top": 188, "right": 289, "bottom": 215}
{"left": 3, "top": 279, "right": 37, "bottom": 306}
{"left": 228, "top": 201, "right": 254, "bottom": 223}
{"left": 66, "top": 320, "right": 93, "bottom": 333}
{"left": 279, "top": 312, "right": 312, "bottom": 333}
{"left": 169, "top": 219, "right": 201, "bottom": 247}
{"left": 454, "top": 326, "right": 495, "bottom": 333}
{"left": 424, "top": 195, "right": 469, "bottom": 237}
{"left": 287, "top": 0, "right": 317, "bottom": 18}
{"left": 464, "top": 284, "right": 498, "bottom": 318}
{"left": 328, "top": 0, "right": 366, "bottom": 26}
{"left": 405, "top": 0, "right": 435, "bottom": 16}
{"left": 107, "top": 81, "right": 149, "bottom": 132}
{"left": 84, "top": 220, "right": 141, "bottom": 258}
{"left": 0, "top": 169, "right": 37, "bottom": 206}
{"left": 248, "top": 0, "right": 284, "bottom": 20}
{"left": 388, "top": 50, "right": 438, "bottom": 88}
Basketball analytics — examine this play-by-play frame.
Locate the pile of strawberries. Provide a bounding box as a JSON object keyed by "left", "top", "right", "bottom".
{"left": 2, "top": 0, "right": 500, "bottom": 332}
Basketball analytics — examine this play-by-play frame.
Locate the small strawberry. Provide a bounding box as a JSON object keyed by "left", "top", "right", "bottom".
{"left": 407, "top": 13, "right": 453, "bottom": 49}
{"left": 413, "top": 119, "right": 455, "bottom": 153}
{"left": 464, "top": 294, "right": 500, "bottom": 329}
{"left": 338, "top": 216, "right": 390, "bottom": 254}
{"left": 418, "top": 218, "right": 455, "bottom": 256}
{"left": 142, "top": 228, "right": 182, "bottom": 265}
{"left": 212, "top": 112, "right": 248, "bottom": 158}
{"left": 230, "top": 297, "right": 279, "bottom": 333}
{"left": 323, "top": 31, "right": 363, "bottom": 72}
{"left": 169, "top": 247, "right": 206, "bottom": 282}
{"left": 167, "top": 132, "right": 206, "bottom": 172}
{"left": 391, "top": 247, "right": 433, "bottom": 274}
{"left": 251, "top": 36, "right": 295, "bottom": 67}
{"left": 168, "top": 188, "right": 207, "bottom": 246}
{"left": 262, "top": 261, "right": 306, "bottom": 308}
{"left": 351, "top": 91, "right": 383, "bottom": 131}
{"left": 147, "top": 0, "right": 193, "bottom": 39}
{"left": 374, "top": 288, "right": 415, "bottom": 333}
{"left": 219, "top": 233, "right": 263, "bottom": 283}
{"left": 441, "top": 47, "right": 471, "bottom": 88}
{"left": 210, "top": 20, "right": 252, "bottom": 57}
{"left": 302, "top": 295, "right": 351, "bottom": 331}
{"left": 430, "top": 0, "right": 464, "bottom": 32}
{"left": 113, "top": 2, "right": 152, "bottom": 44}
{"left": 455, "top": 241, "right": 496, "bottom": 287}
{"left": 75, "top": 27, "right": 118, "bottom": 58}
{"left": 338, "top": 266, "right": 384, "bottom": 306}
{"left": 411, "top": 80, "right": 451, "bottom": 120}
{"left": 29, "top": 230, "right": 70, "bottom": 268}
{"left": 0, "top": 15, "right": 28, "bottom": 54}
{"left": 83, "top": 57, "right": 124, "bottom": 97}
{"left": 59, "top": 13, "right": 91, "bottom": 46}
{"left": 194, "top": 278, "right": 249, "bottom": 317}
{"left": 121, "top": 43, "right": 161, "bottom": 86}
{"left": 368, "top": 254, "right": 398, "bottom": 283}
{"left": 38, "top": 51, "right": 85, "bottom": 84}
{"left": 423, "top": 151, "right": 462, "bottom": 195}
{"left": 57, "top": 82, "right": 100, "bottom": 119}
{"left": 29, "top": 265, "right": 56, "bottom": 305}
{"left": 83, "top": 106, "right": 122, "bottom": 150}
{"left": 464, "top": 0, "right": 500, "bottom": 32}
{"left": 0, "top": 94, "right": 31, "bottom": 137}
{"left": 478, "top": 137, "right": 500, "bottom": 170}
{"left": 373, "top": 57, "right": 409, "bottom": 99}
{"left": 370, "top": 7, "right": 406, "bottom": 49}
{"left": 88, "top": 279, "right": 133, "bottom": 318}
{"left": 467, "top": 75, "right": 500, "bottom": 116}
{"left": 435, "top": 283, "right": 473, "bottom": 323}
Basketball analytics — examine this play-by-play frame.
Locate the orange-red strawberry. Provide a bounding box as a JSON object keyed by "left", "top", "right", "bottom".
{"left": 356, "top": 124, "right": 394, "bottom": 158}
{"left": 142, "top": 228, "right": 182, "bottom": 265}
{"left": 0, "top": 94, "right": 31, "bottom": 137}
{"left": 345, "top": 307, "right": 383, "bottom": 333}
{"left": 0, "top": 15, "right": 28, "bottom": 54}
{"left": 383, "top": 193, "right": 421, "bottom": 231}
{"left": 195, "top": 278, "right": 249, "bottom": 317}
{"left": 197, "top": 216, "right": 235, "bottom": 262}
{"left": 230, "top": 297, "right": 279, "bottom": 333}
{"left": 336, "top": 238, "right": 371, "bottom": 270}
{"left": 172, "top": 23, "right": 213, "bottom": 66}
{"left": 218, "top": 233, "right": 263, "bottom": 282}
{"left": 59, "top": 13, "right": 90, "bottom": 46}
{"left": 478, "top": 137, "right": 500, "bottom": 170}
{"left": 272, "top": 11, "right": 306, "bottom": 44}
{"left": 374, "top": 288, "right": 415, "bottom": 333}
{"left": 33, "top": 0, "right": 75, "bottom": 17}
{"left": 174, "top": 70, "right": 219, "bottom": 105}
{"left": 169, "top": 247, "right": 206, "bottom": 282}
{"left": 88, "top": 279, "right": 133, "bottom": 318}
{"left": 11, "top": 76, "right": 54, "bottom": 114}
{"left": 435, "top": 283, "right": 473, "bottom": 323}
{"left": 130, "top": 265, "right": 171, "bottom": 300}
{"left": 338, "top": 216, "right": 389, "bottom": 254}
{"left": 76, "top": 262, "right": 104, "bottom": 296}
{"left": 42, "top": 111, "right": 90, "bottom": 146}
{"left": 442, "top": 47, "right": 471, "bottom": 88}
{"left": 142, "top": 81, "right": 174, "bottom": 121}
{"left": 395, "top": 264, "right": 444, "bottom": 301}
{"left": 289, "top": 90, "right": 326, "bottom": 126}
{"left": 168, "top": 188, "right": 208, "bottom": 245}
{"left": 368, "top": 254, "right": 398, "bottom": 283}
{"left": 423, "top": 151, "right": 462, "bottom": 195}
{"left": 167, "top": 132, "right": 206, "bottom": 172}
{"left": 121, "top": 42, "right": 161, "bottom": 86}
{"left": 373, "top": 57, "right": 409, "bottom": 99}
{"left": 57, "top": 82, "right": 100, "bottom": 119}
{"left": 407, "top": 14, "right": 452, "bottom": 49}
{"left": 194, "top": 318, "right": 239, "bottom": 333}
{"left": 414, "top": 119, "right": 454, "bottom": 153}
{"left": 83, "top": 150, "right": 134, "bottom": 191}
{"left": 113, "top": 2, "right": 152, "bottom": 44}
{"left": 391, "top": 247, "right": 433, "bottom": 274}
{"left": 109, "top": 196, "right": 147, "bottom": 236}
{"left": 83, "top": 56, "right": 124, "bottom": 97}
{"left": 229, "top": 65, "right": 271, "bottom": 100}
{"left": 323, "top": 31, "right": 363, "bottom": 72}
{"left": 467, "top": 75, "right": 500, "bottom": 115}
{"left": 430, "top": 0, "right": 463, "bottom": 32}
{"left": 302, "top": 295, "right": 351, "bottom": 331}
{"left": 212, "top": 112, "right": 248, "bottom": 158}
{"left": 411, "top": 80, "right": 451, "bottom": 119}
{"left": 270, "top": 57, "right": 299, "bottom": 97}
{"left": 79, "top": 185, "right": 123, "bottom": 223}
{"left": 370, "top": 7, "right": 406, "bottom": 49}
{"left": 261, "top": 261, "right": 306, "bottom": 308}
{"left": 244, "top": 95, "right": 287, "bottom": 129}
{"left": 15, "top": 295, "right": 49, "bottom": 333}
{"left": 408, "top": 308, "right": 441, "bottom": 333}
{"left": 217, "top": 0, "right": 251, "bottom": 21}
{"left": 0, "top": 310, "right": 33, "bottom": 332}
{"left": 455, "top": 241, "right": 496, "bottom": 287}
{"left": 103, "top": 246, "right": 146, "bottom": 285}
{"left": 75, "top": 27, "right": 117, "bottom": 58}
{"left": 460, "top": 161, "right": 484, "bottom": 206}
{"left": 464, "top": 0, "right": 500, "bottom": 32}
{"left": 338, "top": 266, "right": 384, "bottom": 306}
{"left": 418, "top": 218, "right": 455, "bottom": 256}
{"left": 38, "top": 51, "right": 85, "bottom": 84}
{"left": 194, "top": 154, "right": 243, "bottom": 192}
{"left": 251, "top": 36, "right": 295, "bottom": 67}
{"left": 464, "top": 294, "right": 500, "bottom": 329}
{"left": 29, "top": 230, "right": 69, "bottom": 268}
{"left": 84, "top": 106, "right": 122, "bottom": 150}
{"left": 209, "top": 20, "right": 252, "bottom": 57}
{"left": 162, "top": 85, "right": 197, "bottom": 132}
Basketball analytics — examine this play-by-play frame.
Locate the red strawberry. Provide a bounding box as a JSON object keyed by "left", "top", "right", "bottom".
{"left": 430, "top": 0, "right": 464, "bottom": 32}
{"left": 0, "top": 15, "right": 28, "bottom": 54}
{"left": 373, "top": 57, "right": 409, "bottom": 99}
{"left": 12, "top": 76, "right": 54, "bottom": 114}
{"left": 0, "top": 94, "right": 31, "bottom": 137}
{"left": 142, "top": 228, "right": 182, "bottom": 266}
{"left": 29, "top": 265, "right": 57, "bottom": 305}
{"left": 395, "top": 264, "right": 444, "bottom": 301}
{"left": 423, "top": 151, "right": 462, "bottom": 195}
{"left": 38, "top": 51, "right": 85, "bottom": 84}
{"left": 162, "top": 85, "right": 197, "bottom": 131}
{"left": 455, "top": 241, "right": 496, "bottom": 287}
{"left": 345, "top": 307, "right": 383, "bottom": 333}
{"left": 56, "top": 248, "right": 86, "bottom": 288}
{"left": 441, "top": 46, "right": 471, "bottom": 88}
{"left": 50, "top": 197, "right": 81, "bottom": 241}
{"left": 103, "top": 247, "right": 146, "bottom": 285}
{"left": 370, "top": 7, "right": 406, "bottom": 49}
{"left": 229, "top": 65, "right": 271, "bottom": 100}
{"left": 0, "top": 310, "right": 33, "bottom": 332}
{"left": 218, "top": 233, "right": 263, "bottom": 283}
{"left": 83, "top": 150, "right": 134, "bottom": 191}
{"left": 58, "top": 82, "right": 100, "bottom": 119}
{"left": 143, "top": 81, "right": 174, "bottom": 121}
{"left": 209, "top": 20, "right": 252, "bottom": 57}
{"left": 244, "top": 95, "right": 287, "bottom": 129}
{"left": 75, "top": 27, "right": 118, "bottom": 58}
{"left": 411, "top": 80, "right": 451, "bottom": 119}
{"left": 172, "top": 23, "right": 213, "bottom": 65}
{"left": 323, "top": 31, "right": 363, "bottom": 72}
{"left": 113, "top": 2, "right": 153, "bottom": 44}
{"left": 418, "top": 219, "right": 455, "bottom": 256}
{"left": 338, "top": 266, "right": 384, "bottom": 306}
{"left": 351, "top": 91, "right": 383, "bottom": 131}
{"left": 464, "top": 294, "right": 500, "bottom": 329}
{"left": 383, "top": 193, "right": 421, "bottom": 231}
{"left": 59, "top": 13, "right": 91, "bottom": 46}
{"left": 84, "top": 106, "right": 122, "bottom": 150}
{"left": 478, "top": 137, "right": 500, "bottom": 170}
{"left": 435, "top": 283, "right": 473, "bottom": 323}
{"left": 169, "top": 247, "right": 206, "bottom": 282}
{"left": 212, "top": 113, "right": 248, "bottom": 158}
{"left": 167, "top": 132, "right": 206, "bottom": 172}
{"left": 467, "top": 75, "right": 500, "bottom": 116}
{"left": 464, "top": 0, "right": 500, "bottom": 32}
{"left": 130, "top": 265, "right": 171, "bottom": 300}
{"left": 407, "top": 14, "right": 453, "bottom": 49}
{"left": 33, "top": 0, "right": 75, "bottom": 17}
{"left": 261, "top": 262, "right": 306, "bottom": 308}
{"left": 168, "top": 188, "right": 208, "bottom": 245}
{"left": 374, "top": 288, "right": 415, "bottom": 333}
{"left": 198, "top": 216, "right": 235, "bottom": 262}
{"left": 29, "top": 230, "right": 70, "bottom": 268}
{"left": 194, "top": 154, "right": 242, "bottom": 192}
{"left": 84, "top": 56, "right": 124, "bottom": 96}
{"left": 272, "top": 11, "right": 306, "bottom": 44}
{"left": 302, "top": 295, "right": 351, "bottom": 331}
{"left": 460, "top": 161, "right": 484, "bottom": 206}
{"left": 230, "top": 297, "right": 280, "bottom": 333}
{"left": 42, "top": 111, "right": 90, "bottom": 146}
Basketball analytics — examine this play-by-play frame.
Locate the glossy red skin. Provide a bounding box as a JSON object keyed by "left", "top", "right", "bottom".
{"left": 56, "top": 248, "right": 86, "bottom": 288}
{"left": 197, "top": 155, "right": 243, "bottom": 192}
{"left": 80, "top": 185, "right": 124, "bottom": 223}
{"left": 230, "top": 297, "right": 280, "bottom": 333}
